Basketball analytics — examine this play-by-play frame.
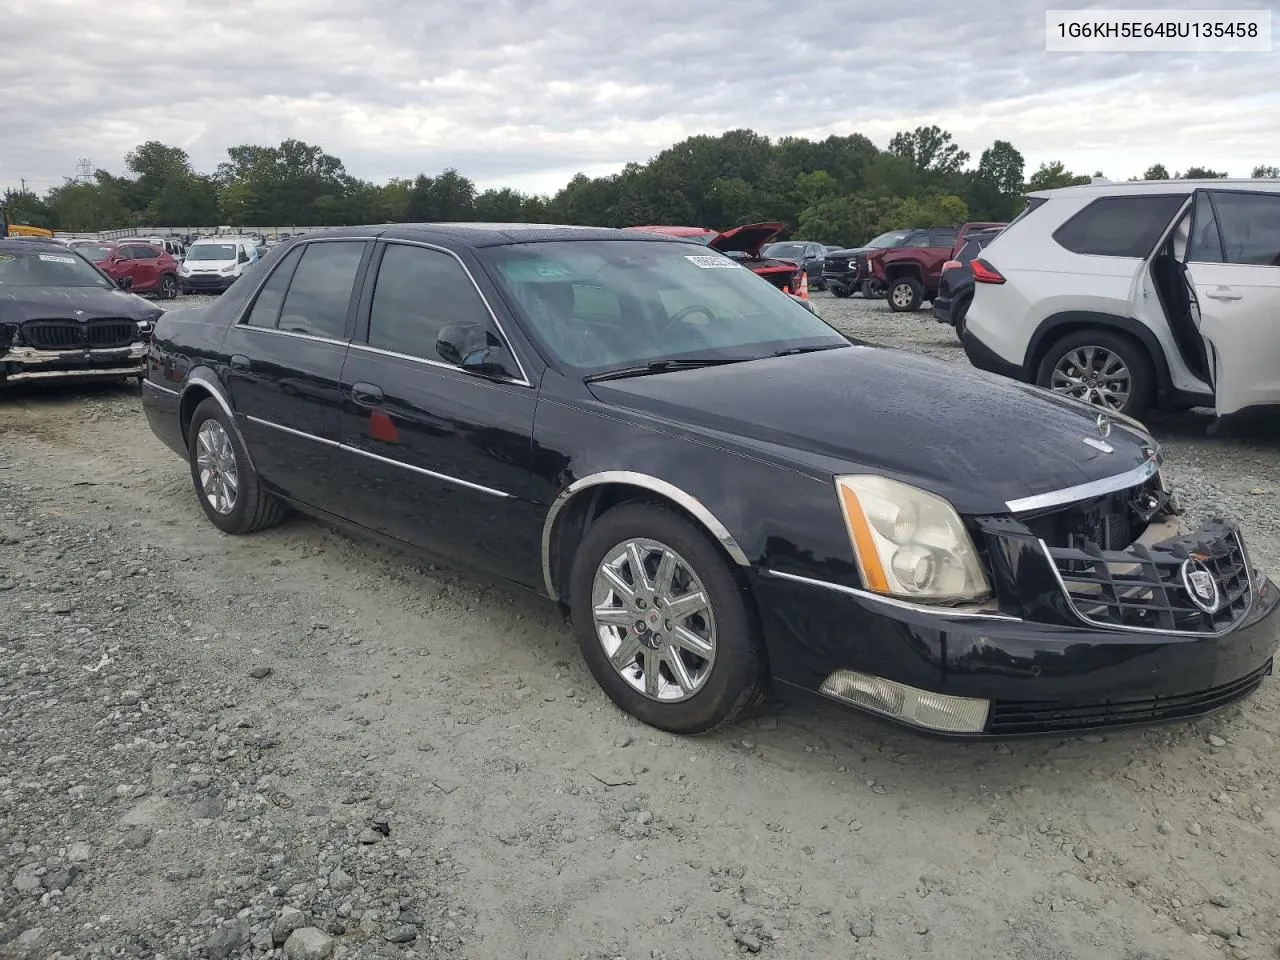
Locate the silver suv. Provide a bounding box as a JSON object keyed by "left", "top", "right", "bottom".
{"left": 962, "top": 179, "right": 1280, "bottom": 418}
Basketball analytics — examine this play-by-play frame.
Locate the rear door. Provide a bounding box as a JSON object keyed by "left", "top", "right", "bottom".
{"left": 1185, "top": 189, "right": 1280, "bottom": 414}
{"left": 221, "top": 238, "right": 372, "bottom": 511}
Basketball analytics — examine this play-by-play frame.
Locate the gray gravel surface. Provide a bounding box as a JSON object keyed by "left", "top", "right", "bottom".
{"left": 1, "top": 290, "right": 1279, "bottom": 959}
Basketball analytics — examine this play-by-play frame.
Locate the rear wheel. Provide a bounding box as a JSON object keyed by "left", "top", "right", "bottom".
{"left": 954, "top": 296, "right": 972, "bottom": 342}
{"left": 887, "top": 276, "right": 924, "bottom": 312}
{"left": 1035, "top": 329, "right": 1155, "bottom": 417}
{"left": 187, "top": 398, "right": 286, "bottom": 534}
{"left": 569, "top": 502, "right": 767, "bottom": 734}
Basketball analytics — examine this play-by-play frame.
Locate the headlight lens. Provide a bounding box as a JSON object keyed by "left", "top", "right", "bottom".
{"left": 835, "top": 475, "right": 990, "bottom": 602}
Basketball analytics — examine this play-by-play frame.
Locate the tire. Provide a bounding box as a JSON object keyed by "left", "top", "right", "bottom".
{"left": 887, "top": 276, "right": 924, "bottom": 312}
{"left": 1034, "top": 329, "right": 1155, "bottom": 418}
{"left": 830, "top": 283, "right": 851, "bottom": 298}
{"left": 187, "top": 397, "right": 285, "bottom": 535}
{"left": 860, "top": 280, "right": 884, "bottom": 299}
{"left": 954, "top": 296, "right": 972, "bottom": 342}
{"left": 568, "top": 501, "right": 767, "bottom": 734}
{"left": 158, "top": 274, "right": 179, "bottom": 300}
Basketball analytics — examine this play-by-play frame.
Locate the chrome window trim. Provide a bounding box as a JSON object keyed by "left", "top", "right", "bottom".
{"left": 238, "top": 324, "right": 350, "bottom": 348}
{"left": 1038, "top": 533, "right": 1256, "bottom": 637}
{"left": 142, "top": 379, "right": 179, "bottom": 397}
{"left": 1005, "top": 451, "right": 1162, "bottom": 514}
{"left": 347, "top": 341, "right": 531, "bottom": 388}
{"left": 371, "top": 239, "right": 533, "bottom": 387}
{"left": 243, "top": 415, "right": 513, "bottom": 499}
{"left": 540, "top": 470, "right": 750, "bottom": 600}
{"left": 760, "top": 568, "right": 1024, "bottom": 622}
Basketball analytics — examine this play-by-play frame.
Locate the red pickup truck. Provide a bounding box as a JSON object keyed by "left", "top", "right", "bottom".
{"left": 867, "top": 222, "right": 1005, "bottom": 313}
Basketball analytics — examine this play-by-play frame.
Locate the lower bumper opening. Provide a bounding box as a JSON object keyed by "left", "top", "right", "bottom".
{"left": 820, "top": 671, "right": 991, "bottom": 734}
{"left": 987, "top": 659, "right": 1273, "bottom": 735}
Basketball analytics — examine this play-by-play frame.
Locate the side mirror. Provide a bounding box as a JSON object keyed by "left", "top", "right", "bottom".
{"left": 436, "top": 323, "right": 516, "bottom": 379}
{"left": 116, "top": 276, "right": 134, "bottom": 290}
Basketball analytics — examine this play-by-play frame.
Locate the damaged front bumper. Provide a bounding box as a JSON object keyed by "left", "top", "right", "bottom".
{"left": 1, "top": 343, "right": 148, "bottom": 383}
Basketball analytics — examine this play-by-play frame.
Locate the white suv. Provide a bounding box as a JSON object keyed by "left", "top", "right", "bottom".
{"left": 962, "top": 179, "right": 1280, "bottom": 418}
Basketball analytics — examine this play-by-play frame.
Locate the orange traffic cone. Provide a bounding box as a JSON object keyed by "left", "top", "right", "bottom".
{"left": 798, "top": 272, "right": 810, "bottom": 300}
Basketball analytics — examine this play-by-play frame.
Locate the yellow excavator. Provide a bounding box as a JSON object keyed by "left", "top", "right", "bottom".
{"left": 0, "top": 205, "right": 54, "bottom": 239}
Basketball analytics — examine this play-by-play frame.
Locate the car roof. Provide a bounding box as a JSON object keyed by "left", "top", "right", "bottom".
{"left": 1029, "top": 178, "right": 1280, "bottom": 200}
{"left": 0, "top": 237, "right": 70, "bottom": 251}
{"left": 291, "top": 223, "right": 697, "bottom": 249}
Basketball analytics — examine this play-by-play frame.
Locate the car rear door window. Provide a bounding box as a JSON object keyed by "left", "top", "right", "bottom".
{"left": 931, "top": 230, "right": 957, "bottom": 248}
{"left": 134, "top": 245, "right": 160, "bottom": 259}
{"left": 276, "top": 241, "right": 365, "bottom": 339}
{"left": 1052, "top": 194, "right": 1188, "bottom": 258}
{"left": 907, "top": 232, "right": 933, "bottom": 247}
{"left": 367, "top": 243, "right": 491, "bottom": 360}
{"left": 1205, "top": 191, "right": 1280, "bottom": 267}
{"left": 244, "top": 245, "right": 305, "bottom": 328}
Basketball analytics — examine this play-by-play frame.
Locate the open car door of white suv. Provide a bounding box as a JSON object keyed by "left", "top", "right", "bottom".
{"left": 1185, "top": 187, "right": 1280, "bottom": 416}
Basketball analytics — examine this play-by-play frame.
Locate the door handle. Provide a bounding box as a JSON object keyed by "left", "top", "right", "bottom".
{"left": 351, "top": 382, "right": 384, "bottom": 407}
{"left": 1205, "top": 288, "right": 1242, "bottom": 302}
{"left": 229, "top": 354, "right": 250, "bottom": 373}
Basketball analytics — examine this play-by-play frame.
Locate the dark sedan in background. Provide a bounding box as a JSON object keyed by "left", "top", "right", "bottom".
{"left": 931, "top": 227, "right": 1004, "bottom": 339}
{"left": 760, "top": 240, "right": 833, "bottom": 290}
{"left": 0, "top": 238, "right": 161, "bottom": 385}
{"left": 141, "top": 223, "right": 1278, "bottom": 738}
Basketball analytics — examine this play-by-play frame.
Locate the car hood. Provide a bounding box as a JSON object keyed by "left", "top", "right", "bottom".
{"left": 0, "top": 286, "right": 158, "bottom": 322}
{"left": 709, "top": 222, "right": 785, "bottom": 258}
{"left": 586, "top": 345, "right": 1155, "bottom": 515}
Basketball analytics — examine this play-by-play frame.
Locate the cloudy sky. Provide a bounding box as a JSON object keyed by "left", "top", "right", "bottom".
{"left": 3, "top": 0, "right": 1277, "bottom": 197}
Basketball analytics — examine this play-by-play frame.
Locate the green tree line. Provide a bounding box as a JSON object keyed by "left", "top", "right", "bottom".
{"left": 4, "top": 128, "right": 1277, "bottom": 247}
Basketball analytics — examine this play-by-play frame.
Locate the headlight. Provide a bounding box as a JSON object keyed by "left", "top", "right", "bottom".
{"left": 220, "top": 265, "right": 235, "bottom": 274}
{"left": 835, "top": 475, "right": 990, "bottom": 602}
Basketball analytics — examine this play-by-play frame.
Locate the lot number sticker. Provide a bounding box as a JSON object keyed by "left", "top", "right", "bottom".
{"left": 38, "top": 254, "right": 77, "bottom": 264}
{"left": 686, "top": 255, "right": 741, "bottom": 269}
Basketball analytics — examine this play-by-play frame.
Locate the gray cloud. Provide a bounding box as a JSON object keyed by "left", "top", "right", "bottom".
{"left": 3, "top": 0, "right": 1277, "bottom": 196}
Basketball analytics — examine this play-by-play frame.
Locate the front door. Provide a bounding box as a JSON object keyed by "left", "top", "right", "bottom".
{"left": 336, "top": 240, "right": 544, "bottom": 587}
{"left": 1185, "top": 189, "right": 1280, "bottom": 415}
{"left": 222, "top": 238, "right": 370, "bottom": 512}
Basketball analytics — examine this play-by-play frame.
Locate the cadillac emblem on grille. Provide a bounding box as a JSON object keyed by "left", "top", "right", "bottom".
{"left": 1181, "top": 558, "right": 1221, "bottom": 614}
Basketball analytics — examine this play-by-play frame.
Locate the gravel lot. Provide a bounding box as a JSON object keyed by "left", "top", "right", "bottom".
{"left": 2, "top": 290, "right": 1280, "bottom": 960}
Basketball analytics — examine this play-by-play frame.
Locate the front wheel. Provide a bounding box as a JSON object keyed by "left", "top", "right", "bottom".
{"left": 1035, "top": 329, "right": 1155, "bottom": 418}
{"left": 860, "top": 280, "right": 885, "bottom": 299}
{"left": 187, "top": 398, "right": 286, "bottom": 534}
{"left": 830, "top": 283, "right": 851, "bottom": 298}
{"left": 887, "top": 276, "right": 923, "bottom": 312}
{"left": 568, "top": 502, "right": 767, "bottom": 734}
{"left": 158, "top": 274, "right": 179, "bottom": 300}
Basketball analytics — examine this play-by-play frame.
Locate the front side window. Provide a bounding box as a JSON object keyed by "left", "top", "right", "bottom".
{"left": 1052, "top": 194, "right": 1188, "bottom": 258}
{"left": 276, "top": 241, "right": 365, "bottom": 339}
{"left": 1205, "top": 191, "right": 1280, "bottom": 267}
{"left": 134, "top": 245, "right": 161, "bottom": 260}
{"left": 478, "top": 239, "right": 847, "bottom": 373}
{"left": 244, "top": 245, "right": 305, "bottom": 328}
{"left": 367, "top": 244, "right": 492, "bottom": 359}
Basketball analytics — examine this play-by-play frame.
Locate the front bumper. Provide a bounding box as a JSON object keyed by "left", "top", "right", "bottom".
{"left": 751, "top": 564, "right": 1280, "bottom": 737}
{"left": 1, "top": 343, "right": 147, "bottom": 383}
{"left": 182, "top": 274, "right": 236, "bottom": 292}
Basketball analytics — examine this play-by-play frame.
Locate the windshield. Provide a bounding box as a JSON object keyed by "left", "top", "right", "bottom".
{"left": 76, "top": 244, "right": 115, "bottom": 261}
{"left": 0, "top": 248, "right": 113, "bottom": 289}
{"left": 866, "top": 231, "right": 911, "bottom": 249}
{"left": 762, "top": 242, "right": 808, "bottom": 259}
{"left": 187, "top": 243, "right": 237, "bottom": 261}
{"left": 479, "top": 239, "right": 848, "bottom": 375}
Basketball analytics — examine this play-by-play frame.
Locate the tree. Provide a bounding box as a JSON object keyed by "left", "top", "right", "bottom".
{"left": 1179, "top": 167, "right": 1228, "bottom": 179}
{"left": 1142, "top": 163, "right": 1170, "bottom": 180}
{"left": 888, "top": 126, "right": 970, "bottom": 177}
{"left": 1250, "top": 165, "right": 1279, "bottom": 178}
{"left": 1026, "top": 161, "right": 1091, "bottom": 191}
{"left": 970, "top": 141, "right": 1026, "bottom": 219}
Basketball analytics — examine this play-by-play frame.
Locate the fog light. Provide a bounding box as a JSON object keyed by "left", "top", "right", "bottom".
{"left": 819, "top": 670, "right": 990, "bottom": 734}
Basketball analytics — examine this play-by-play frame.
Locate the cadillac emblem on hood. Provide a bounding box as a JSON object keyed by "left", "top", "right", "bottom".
{"left": 1180, "top": 558, "right": 1221, "bottom": 614}
{"left": 1095, "top": 413, "right": 1112, "bottom": 438}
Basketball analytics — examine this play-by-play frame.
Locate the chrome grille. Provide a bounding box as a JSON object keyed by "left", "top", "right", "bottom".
{"left": 1044, "top": 521, "right": 1253, "bottom": 635}
{"left": 21, "top": 319, "right": 137, "bottom": 350}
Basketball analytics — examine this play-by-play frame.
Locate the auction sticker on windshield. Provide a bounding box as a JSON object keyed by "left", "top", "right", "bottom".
{"left": 686, "top": 255, "right": 740, "bottom": 269}
{"left": 38, "top": 254, "right": 77, "bottom": 264}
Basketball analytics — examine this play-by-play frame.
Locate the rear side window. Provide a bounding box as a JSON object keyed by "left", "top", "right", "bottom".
{"left": 1052, "top": 194, "right": 1187, "bottom": 258}
{"left": 244, "top": 245, "right": 305, "bottom": 328}
{"left": 957, "top": 238, "right": 986, "bottom": 263}
{"left": 276, "top": 241, "right": 365, "bottom": 339}
{"left": 1204, "top": 191, "right": 1280, "bottom": 267}
{"left": 931, "top": 230, "right": 957, "bottom": 248}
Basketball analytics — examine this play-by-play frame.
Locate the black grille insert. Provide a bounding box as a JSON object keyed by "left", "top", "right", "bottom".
{"left": 21, "top": 319, "right": 137, "bottom": 350}
{"left": 988, "top": 660, "right": 1272, "bottom": 734}
{"left": 1045, "top": 522, "right": 1252, "bottom": 635}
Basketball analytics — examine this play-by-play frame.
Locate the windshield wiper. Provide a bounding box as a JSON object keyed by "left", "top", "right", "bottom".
{"left": 583, "top": 357, "right": 748, "bottom": 383}
{"left": 765, "top": 344, "right": 845, "bottom": 358}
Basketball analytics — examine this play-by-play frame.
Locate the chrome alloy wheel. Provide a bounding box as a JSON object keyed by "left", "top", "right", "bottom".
{"left": 1050, "top": 345, "right": 1131, "bottom": 411}
{"left": 195, "top": 419, "right": 239, "bottom": 515}
{"left": 890, "top": 282, "right": 915, "bottom": 308}
{"left": 591, "top": 538, "right": 717, "bottom": 702}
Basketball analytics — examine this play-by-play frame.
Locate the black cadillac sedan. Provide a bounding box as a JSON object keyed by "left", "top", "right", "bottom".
{"left": 141, "top": 224, "right": 1278, "bottom": 737}
{"left": 1, "top": 238, "right": 161, "bottom": 385}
